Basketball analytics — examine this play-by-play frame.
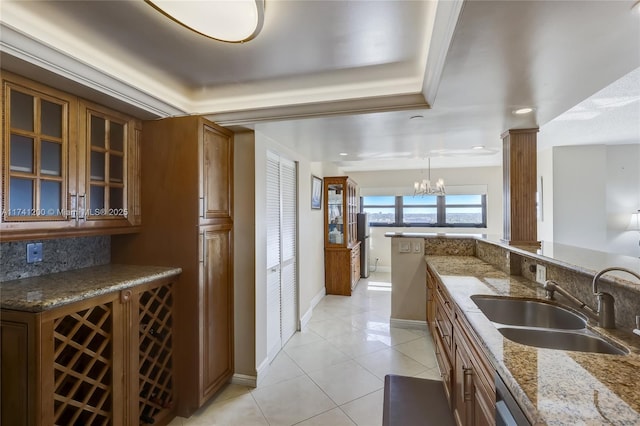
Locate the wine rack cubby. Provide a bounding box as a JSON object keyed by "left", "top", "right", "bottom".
{"left": 138, "top": 283, "right": 174, "bottom": 425}
{"left": 52, "top": 304, "right": 114, "bottom": 426}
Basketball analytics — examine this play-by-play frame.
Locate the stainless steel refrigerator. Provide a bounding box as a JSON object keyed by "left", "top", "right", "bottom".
{"left": 357, "top": 213, "right": 370, "bottom": 278}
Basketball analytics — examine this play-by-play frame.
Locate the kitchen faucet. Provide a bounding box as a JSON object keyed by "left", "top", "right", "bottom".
{"left": 590, "top": 267, "right": 640, "bottom": 329}
{"left": 543, "top": 266, "right": 640, "bottom": 329}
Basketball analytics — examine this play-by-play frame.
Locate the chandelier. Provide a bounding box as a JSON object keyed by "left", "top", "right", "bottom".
{"left": 414, "top": 158, "right": 446, "bottom": 196}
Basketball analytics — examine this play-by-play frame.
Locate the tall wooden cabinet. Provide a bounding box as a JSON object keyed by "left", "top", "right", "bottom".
{"left": 111, "top": 116, "right": 234, "bottom": 417}
{"left": 1, "top": 71, "right": 141, "bottom": 241}
{"left": 324, "top": 176, "right": 360, "bottom": 296}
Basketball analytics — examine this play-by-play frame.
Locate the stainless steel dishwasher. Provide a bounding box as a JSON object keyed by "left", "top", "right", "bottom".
{"left": 495, "top": 373, "right": 530, "bottom": 425}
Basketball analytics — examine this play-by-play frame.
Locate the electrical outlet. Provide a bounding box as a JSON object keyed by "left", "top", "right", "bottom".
{"left": 26, "top": 242, "right": 43, "bottom": 263}
{"left": 535, "top": 264, "right": 546, "bottom": 284}
{"left": 413, "top": 241, "right": 422, "bottom": 253}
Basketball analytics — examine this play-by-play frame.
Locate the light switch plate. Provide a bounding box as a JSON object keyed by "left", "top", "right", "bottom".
{"left": 399, "top": 241, "right": 411, "bottom": 253}
{"left": 27, "top": 242, "right": 43, "bottom": 263}
{"left": 413, "top": 242, "right": 422, "bottom": 253}
{"left": 535, "top": 264, "right": 546, "bottom": 284}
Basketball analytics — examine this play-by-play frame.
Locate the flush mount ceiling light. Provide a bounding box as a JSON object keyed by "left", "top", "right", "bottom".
{"left": 414, "top": 157, "right": 445, "bottom": 196}
{"left": 513, "top": 107, "right": 534, "bottom": 115}
{"left": 146, "top": 0, "right": 265, "bottom": 43}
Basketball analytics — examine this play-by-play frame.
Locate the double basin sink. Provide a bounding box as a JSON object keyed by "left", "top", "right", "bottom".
{"left": 470, "top": 295, "right": 628, "bottom": 355}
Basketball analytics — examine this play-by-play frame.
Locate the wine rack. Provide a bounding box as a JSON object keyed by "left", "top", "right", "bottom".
{"left": 52, "top": 304, "right": 113, "bottom": 426}
{"left": 138, "top": 283, "right": 174, "bottom": 425}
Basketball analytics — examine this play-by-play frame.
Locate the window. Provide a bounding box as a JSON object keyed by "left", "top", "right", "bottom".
{"left": 361, "top": 195, "right": 396, "bottom": 224}
{"left": 361, "top": 194, "right": 486, "bottom": 227}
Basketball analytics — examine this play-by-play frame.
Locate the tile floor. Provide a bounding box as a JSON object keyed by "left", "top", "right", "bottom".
{"left": 168, "top": 272, "right": 440, "bottom": 426}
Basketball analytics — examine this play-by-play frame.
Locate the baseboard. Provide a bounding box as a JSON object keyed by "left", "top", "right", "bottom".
{"left": 390, "top": 318, "right": 428, "bottom": 330}
{"left": 300, "top": 286, "right": 326, "bottom": 329}
{"left": 253, "top": 356, "right": 270, "bottom": 388}
{"left": 231, "top": 373, "right": 257, "bottom": 388}
{"left": 371, "top": 266, "right": 391, "bottom": 273}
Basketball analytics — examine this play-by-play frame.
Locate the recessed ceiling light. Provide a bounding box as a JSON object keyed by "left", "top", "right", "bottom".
{"left": 146, "top": 0, "right": 265, "bottom": 43}
{"left": 513, "top": 107, "right": 534, "bottom": 115}
{"left": 339, "top": 152, "right": 348, "bottom": 156}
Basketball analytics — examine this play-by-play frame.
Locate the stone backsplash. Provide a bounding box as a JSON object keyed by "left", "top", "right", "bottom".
{"left": 0, "top": 236, "right": 110, "bottom": 282}
{"left": 424, "top": 237, "right": 476, "bottom": 256}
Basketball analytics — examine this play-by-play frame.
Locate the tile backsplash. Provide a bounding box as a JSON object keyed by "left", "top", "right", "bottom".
{"left": 0, "top": 236, "right": 110, "bottom": 282}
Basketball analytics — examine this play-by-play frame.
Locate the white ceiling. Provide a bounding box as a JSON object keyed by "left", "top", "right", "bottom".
{"left": 1, "top": 0, "right": 639, "bottom": 172}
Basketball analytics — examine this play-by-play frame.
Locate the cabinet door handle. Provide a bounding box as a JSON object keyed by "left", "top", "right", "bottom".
{"left": 69, "top": 194, "right": 77, "bottom": 220}
{"left": 463, "top": 367, "right": 473, "bottom": 402}
{"left": 199, "top": 197, "right": 205, "bottom": 218}
{"left": 78, "top": 194, "right": 86, "bottom": 220}
{"left": 199, "top": 233, "right": 205, "bottom": 262}
{"left": 435, "top": 319, "right": 449, "bottom": 339}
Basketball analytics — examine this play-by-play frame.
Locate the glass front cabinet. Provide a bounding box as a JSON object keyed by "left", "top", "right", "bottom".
{"left": 323, "top": 176, "right": 360, "bottom": 295}
{"left": 1, "top": 71, "right": 141, "bottom": 241}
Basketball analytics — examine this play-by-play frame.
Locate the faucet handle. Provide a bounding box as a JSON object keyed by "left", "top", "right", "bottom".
{"left": 543, "top": 280, "right": 557, "bottom": 300}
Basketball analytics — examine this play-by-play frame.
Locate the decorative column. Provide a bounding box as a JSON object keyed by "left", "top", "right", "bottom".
{"left": 502, "top": 128, "right": 540, "bottom": 246}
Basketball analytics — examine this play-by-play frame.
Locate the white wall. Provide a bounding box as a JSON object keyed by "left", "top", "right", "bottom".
{"left": 348, "top": 166, "right": 503, "bottom": 269}
{"left": 552, "top": 143, "right": 640, "bottom": 257}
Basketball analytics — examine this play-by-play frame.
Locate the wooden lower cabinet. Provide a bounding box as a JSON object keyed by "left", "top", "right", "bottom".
{"left": 325, "top": 242, "right": 361, "bottom": 296}
{"left": 0, "top": 276, "right": 177, "bottom": 426}
{"left": 427, "top": 264, "right": 495, "bottom": 426}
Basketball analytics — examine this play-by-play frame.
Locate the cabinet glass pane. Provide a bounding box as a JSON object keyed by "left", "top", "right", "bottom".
{"left": 41, "top": 181, "right": 61, "bottom": 215}
{"left": 90, "top": 151, "right": 105, "bottom": 181}
{"left": 41, "top": 141, "right": 62, "bottom": 176}
{"left": 327, "top": 183, "right": 344, "bottom": 244}
{"left": 109, "top": 155, "right": 123, "bottom": 183}
{"left": 110, "top": 122, "right": 124, "bottom": 152}
{"left": 10, "top": 91, "right": 34, "bottom": 131}
{"left": 9, "top": 178, "right": 33, "bottom": 215}
{"left": 10, "top": 134, "right": 34, "bottom": 173}
{"left": 110, "top": 187, "right": 124, "bottom": 212}
{"left": 91, "top": 115, "right": 105, "bottom": 148}
{"left": 90, "top": 185, "right": 105, "bottom": 213}
{"left": 41, "top": 100, "right": 62, "bottom": 138}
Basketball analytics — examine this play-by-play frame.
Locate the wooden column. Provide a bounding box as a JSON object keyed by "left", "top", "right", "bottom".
{"left": 502, "top": 128, "right": 540, "bottom": 246}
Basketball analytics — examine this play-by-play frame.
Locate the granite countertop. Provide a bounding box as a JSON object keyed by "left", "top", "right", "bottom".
{"left": 425, "top": 255, "right": 640, "bottom": 425}
{"left": 0, "top": 264, "right": 182, "bottom": 312}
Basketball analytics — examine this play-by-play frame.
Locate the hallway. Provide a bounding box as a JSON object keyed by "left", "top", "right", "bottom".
{"left": 169, "top": 272, "right": 440, "bottom": 425}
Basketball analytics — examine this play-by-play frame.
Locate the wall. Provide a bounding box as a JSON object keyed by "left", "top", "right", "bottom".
{"left": 0, "top": 236, "right": 110, "bottom": 282}
{"left": 537, "top": 147, "right": 554, "bottom": 242}
{"left": 389, "top": 237, "right": 426, "bottom": 324}
{"left": 552, "top": 144, "right": 640, "bottom": 257}
{"left": 233, "top": 131, "right": 257, "bottom": 378}
{"left": 348, "top": 166, "right": 503, "bottom": 270}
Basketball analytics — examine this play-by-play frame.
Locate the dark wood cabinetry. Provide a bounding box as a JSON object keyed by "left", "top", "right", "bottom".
{"left": 324, "top": 176, "right": 360, "bottom": 295}
{"left": 0, "top": 276, "right": 177, "bottom": 426}
{"left": 112, "top": 116, "right": 234, "bottom": 417}
{"left": 427, "top": 264, "right": 495, "bottom": 426}
{"left": 0, "top": 71, "right": 141, "bottom": 241}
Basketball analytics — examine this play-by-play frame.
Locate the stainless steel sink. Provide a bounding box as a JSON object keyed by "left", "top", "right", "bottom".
{"left": 471, "top": 295, "right": 587, "bottom": 330}
{"left": 497, "top": 327, "right": 628, "bottom": 355}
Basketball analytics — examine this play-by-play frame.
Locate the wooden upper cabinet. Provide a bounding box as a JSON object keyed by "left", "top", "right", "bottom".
{"left": 2, "top": 72, "right": 77, "bottom": 228}
{"left": 78, "top": 100, "right": 141, "bottom": 229}
{"left": 0, "top": 71, "right": 141, "bottom": 241}
{"left": 200, "top": 124, "right": 233, "bottom": 222}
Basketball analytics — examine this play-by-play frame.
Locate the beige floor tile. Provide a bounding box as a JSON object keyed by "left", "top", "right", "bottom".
{"left": 326, "top": 330, "right": 389, "bottom": 358}
{"left": 167, "top": 416, "right": 184, "bottom": 426}
{"left": 354, "top": 347, "right": 429, "bottom": 379}
{"left": 307, "top": 318, "right": 360, "bottom": 339}
{"left": 307, "top": 359, "right": 383, "bottom": 405}
{"left": 285, "top": 339, "right": 350, "bottom": 372}
{"left": 295, "top": 407, "right": 356, "bottom": 426}
{"left": 258, "top": 350, "right": 305, "bottom": 388}
{"left": 340, "top": 389, "right": 384, "bottom": 426}
{"left": 366, "top": 326, "right": 424, "bottom": 346}
{"left": 183, "top": 393, "right": 269, "bottom": 426}
{"left": 210, "top": 383, "right": 253, "bottom": 404}
{"left": 284, "top": 328, "right": 325, "bottom": 350}
{"left": 392, "top": 337, "right": 438, "bottom": 368}
{"left": 251, "top": 375, "right": 336, "bottom": 426}
{"left": 346, "top": 311, "right": 390, "bottom": 331}
{"left": 413, "top": 367, "right": 444, "bottom": 381}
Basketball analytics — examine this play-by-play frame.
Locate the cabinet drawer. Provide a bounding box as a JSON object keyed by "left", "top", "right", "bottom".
{"left": 434, "top": 300, "right": 453, "bottom": 356}
{"left": 436, "top": 283, "right": 454, "bottom": 320}
{"left": 434, "top": 328, "right": 453, "bottom": 404}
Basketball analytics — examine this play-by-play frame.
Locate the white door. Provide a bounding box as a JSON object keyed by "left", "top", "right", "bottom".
{"left": 266, "top": 151, "right": 298, "bottom": 361}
